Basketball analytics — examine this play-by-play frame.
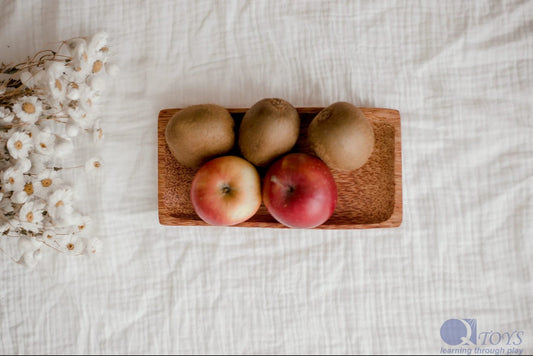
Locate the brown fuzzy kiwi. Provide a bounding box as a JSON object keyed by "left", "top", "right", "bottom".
{"left": 165, "top": 104, "right": 235, "bottom": 168}
{"left": 308, "top": 102, "right": 374, "bottom": 171}
{"left": 238, "top": 98, "right": 300, "bottom": 167}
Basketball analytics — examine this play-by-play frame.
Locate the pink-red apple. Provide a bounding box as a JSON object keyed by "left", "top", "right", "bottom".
{"left": 263, "top": 153, "right": 337, "bottom": 228}
{"left": 190, "top": 155, "right": 262, "bottom": 226}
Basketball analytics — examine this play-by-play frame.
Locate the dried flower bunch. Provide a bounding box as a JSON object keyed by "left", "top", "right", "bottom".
{"left": 0, "top": 32, "right": 117, "bottom": 267}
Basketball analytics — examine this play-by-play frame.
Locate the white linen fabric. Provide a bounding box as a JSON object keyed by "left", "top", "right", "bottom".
{"left": 0, "top": 0, "right": 532, "bottom": 354}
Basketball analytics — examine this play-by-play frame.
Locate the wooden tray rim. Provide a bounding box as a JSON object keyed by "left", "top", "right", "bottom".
{"left": 158, "top": 106, "right": 403, "bottom": 229}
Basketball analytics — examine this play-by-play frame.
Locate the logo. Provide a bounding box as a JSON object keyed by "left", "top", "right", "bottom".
{"left": 440, "top": 319, "right": 477, "bottom": 346}
{"left": 439, "top": 319, "right": 525, "bottom": 355}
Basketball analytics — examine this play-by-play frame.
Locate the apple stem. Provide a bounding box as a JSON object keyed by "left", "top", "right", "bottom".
{"left": 221, "top": 184, "right": 231, "bottom": 194}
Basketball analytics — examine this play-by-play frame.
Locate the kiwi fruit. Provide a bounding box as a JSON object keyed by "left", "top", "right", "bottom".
{"left": 238, "top": 98, "right": 300, "bottom": 167}
{"left": 165, "top": 104, "right": 235, "bottom": 168}
{"left": 308, "top": 102, "right": 374, "bottom": 171}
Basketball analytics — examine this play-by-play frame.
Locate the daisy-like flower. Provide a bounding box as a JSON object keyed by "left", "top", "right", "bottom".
{"left": 7, "top": 131, "right": 33, "bottom": 159}
{"left": 61, "top": 234, "right": 86, "bottom": 255}
{"left": 78, "top": 85, "right": 99, "bottom": 111}
{"left": 46, "top": 76, "right": 67, "bottom": 104}
{"left": 66, "top": 42, "right": 94, "bottom": 84}
{"left": 65, "top": 65, "right": 90, "bottom": 84}
{"left": 34, "top": 169, "right": 62, "bottom": 199}
{"left": 86, "top": 37, "right": 109, "bottom": 77}
{"left": 11, "top": 176, "right": 36, "bottom": 204}
{"left": 87, "top": 32, "right": 108, "bottom": 54}
{"left": 67, "top": 105, "right": 92, "bottom": 129}
{"left": 45, "top": 61, "right": 66, "bottom": 80}
{"left": 0, "top": 107, "right": 14, "bottom": 125}
{"left": 19, "top": 200, "right": 45, "bottom": 233}
{"left": 69, "top": 214, "right": 92, "bottom": 235}
{"left": 2, "top": 166, "right": 24, "bottom": 192}
{"left": 85, "top": 157, "right": 103, "bottom": 173}
{"left": 86, "top": 237, "right": 102, "bottom": 256}
{"left": 31, "top": 127, "right": 56, "bottom": 155}
{"left": 65, "top": 37, "right": 87, "bottom": 53}
{"left": 40, "top": 229, "right": 56, "bottom": 242}
{"left": 47, "top": 187, "right": 74, "bottom": 224}
{"left": 12, "top": 96, "right": 43, "bottom": 124}
{"left": 92, "top": 120, "right": 104, "bottom": 142}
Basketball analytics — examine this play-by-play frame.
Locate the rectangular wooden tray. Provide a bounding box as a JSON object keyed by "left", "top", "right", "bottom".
{"left": 158, "top": 107, "right": 402, "bottom": 229}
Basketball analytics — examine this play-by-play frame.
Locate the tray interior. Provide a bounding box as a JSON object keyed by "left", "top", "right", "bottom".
{"left": 158, "top": 107, "right": 402, "bottom": 229}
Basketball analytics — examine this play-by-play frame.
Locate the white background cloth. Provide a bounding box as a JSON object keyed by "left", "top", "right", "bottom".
{"left": 1, "top": 0, "right": 532, "bottom": 354}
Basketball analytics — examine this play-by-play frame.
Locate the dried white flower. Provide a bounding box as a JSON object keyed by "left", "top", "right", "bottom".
{"left": 79, "top": 87, "right": 99, "bottom": 111}
{"left": 47, "top": 76, "right": 67, "bottom": 102}
{"left": 88, "top": 32, "right": 108, "bottom": 53}
{"left": 12, "top": 96, "right": 43, "bottom": 124}
{"left": 31, "top": 127, "right": 56, "bottom": 155}
{"left": 65, "top": 38, "right": 87, "bottom": 53}
{"left": 65, "top": 40, "right": 92, "bottom": 82}
{"left": 7, "top": 131, "right": 33, "bottom": 159}
{"left": 86, "top": 237, "right": 102, "bottom": 256}
{"left": 73, "top": 214, "right": 92, "bottom": 234}
{"left": 67, "top": 106, "right": 92, "bottom": 129}
{"left": 11, "top": 176, "right": 35, "bottom": 204}
{"left": 47, "top": 187, "right": 74, "bottom": 223}
{"left": 19, "top": 200, "right": 45, "bottom": 233}
{"left": 40, "top": 228, "right": 56, "bottom": 242}
{"left": 44, "top": 61, "right": 66, "bottom": 80}
{"left": 2, "top": 166, "right": 24, "bottom": 192}
{"left": 92, "top": 120, "right": 104, "bottom": 142}
{"left": 0, "top": 33, "right": 114, "bottom": 266}
{"left": 61, "top": 235, "right": 86, "bottom": 255}
{"left": 85, "top": 157, "right": 103, "bottom": 173}
{"left": 34, "top": 169, "right": 62, "bottom": 199}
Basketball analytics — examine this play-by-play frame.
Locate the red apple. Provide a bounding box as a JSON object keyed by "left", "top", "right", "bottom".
{"left": 190, "top": 155, "right": 262, "bottom": 226}
{"left": 263, "top": 153, "right": 337, "bottom": 228}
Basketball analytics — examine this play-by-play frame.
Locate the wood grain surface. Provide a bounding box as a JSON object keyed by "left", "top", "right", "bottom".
{"left": 158, "top": 107, "right": 402, "bottom": 229}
